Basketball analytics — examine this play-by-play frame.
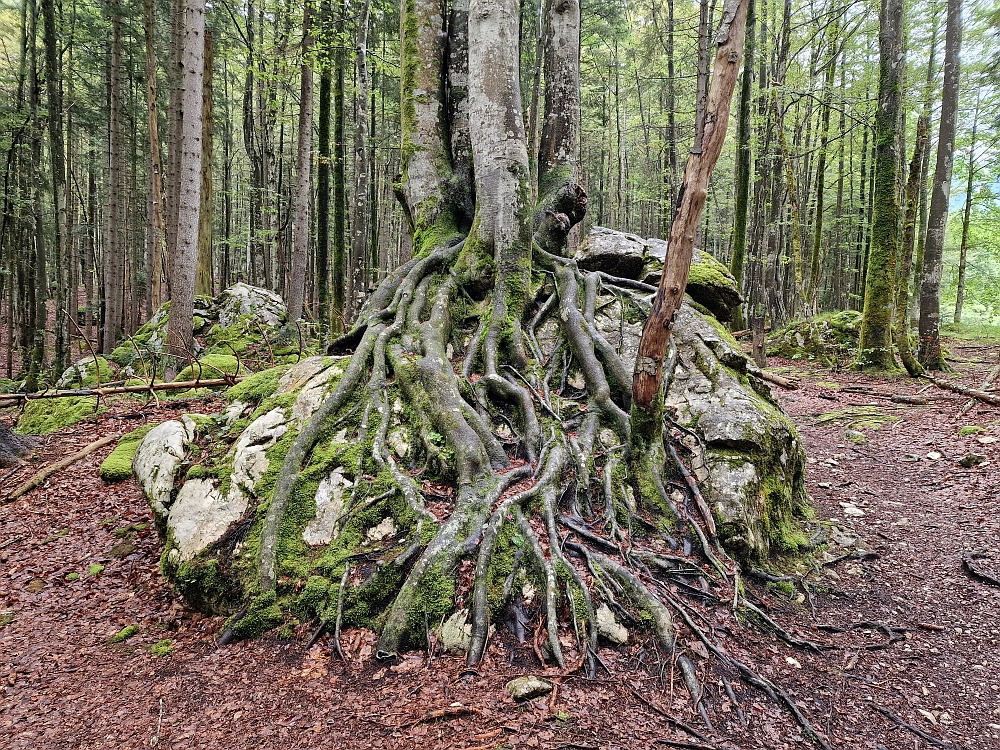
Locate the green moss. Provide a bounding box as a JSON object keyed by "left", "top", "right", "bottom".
{"left": 224, "top": 590, "right": 285, "bottom": 640}
{"left": 15, "top": 396, "right": 98, "bottom": 435}
{"left": 958, "top": 425, "right": 985, "bottom": 436}
{"left": 172, "top": 557, "right": 242, "bottom": 615}
{"left": 174, "top": 354, "right": 247, "bottom": 383}
{"left": 226, "top": 365, "right": 290, "bottom": 403}
{"left": 109, "top": 624, "right": 141, "bottom": 643}
{"left": 149, "top": 639, "right": 174, "bottom": 657}
{"left": 100, "top": 423, "right": 157, "bottom": 482}
{"left": 815, "top": 406, "right": 900, "bottom": 431}
{"left": 296, "top": 575, "right": 332, "bottom": 614}
{"left": 88, "top": 563, "right": 105, "bottom": 576}
{"left": 65, "top": 572, "right": 79, "bottom": 581}
{"left": 58, "top": 356, "right": 114, "bottom": 388}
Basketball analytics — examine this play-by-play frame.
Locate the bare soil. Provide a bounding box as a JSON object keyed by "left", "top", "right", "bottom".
{"left": 1, "top": 340, "right": 998, "bottom": 750}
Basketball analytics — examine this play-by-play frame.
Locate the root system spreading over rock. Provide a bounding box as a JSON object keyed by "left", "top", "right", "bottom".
{"left": 131, "top": 226, "right": 815, "bottom": 742}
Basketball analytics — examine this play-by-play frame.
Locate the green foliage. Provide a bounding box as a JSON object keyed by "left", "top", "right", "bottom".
{"left": 149, "top": 639, "right": 174, "bottom": 657}
{"left": 174, "top": 354, "right": 246, "bottom": 383}
{"left": 958, "top": 425, "right": 985, "bottom": 436}
{"left": 88, "top": 563, "right": 105, "bottom": 576}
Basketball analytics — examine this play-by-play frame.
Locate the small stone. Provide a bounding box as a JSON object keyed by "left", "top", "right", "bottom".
{"left": 844, "top": 429, "right": 867, "bottom": 445}
{"left": 817, "top": 482, "right": 831, "bottom": 489}
{"left": 365, "top": 517, "right": 397, "bottom": 544}
{"left": 839, "top": 501, "right": 865, "bottom": 518}
{"left": 926, "top": 451, "right": 942, "bottom": 460}
{"left": 506, "top": 676, "right": 554, "bottom": 702}
{"left": 978, "top": 436, "right": 998, "bottom": 445}
{"left": 959, "top": 452, "right": 986, "bottom": 468}
{"left": 437, "top": 610, "right": 473, "bottom": 654}
{"left": 595, "top": 604, "right": 628, "bottom": 645}
{"left": 901, "top": 453, "right": 920, "bottom": 462}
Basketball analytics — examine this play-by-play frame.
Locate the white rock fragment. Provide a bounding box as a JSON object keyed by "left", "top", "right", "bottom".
{"left": 167, "top": 478, "right": 249, "bottom": 562}
{"left": 302, "top": 467, "right": 353, "bottom": 546}
{"left": 596, "top": 604, "right": 629, "bottom": 645}
{"left": 133, "top": 416, "right": 198, "bottom": 523}
{"left": 366, "top": 517, "right": 397, "bottom": 544}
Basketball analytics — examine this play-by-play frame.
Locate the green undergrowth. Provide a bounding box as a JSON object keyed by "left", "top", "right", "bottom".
{"left": 814, "top": 406, "right": 901, "bottom": 431}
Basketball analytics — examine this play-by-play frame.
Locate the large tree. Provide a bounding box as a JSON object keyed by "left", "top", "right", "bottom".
{"left": 858, "top": 0, "right": 904, "bottom": 370}
{"left": 918, "top": 0, "right": 962, "bottom": 369}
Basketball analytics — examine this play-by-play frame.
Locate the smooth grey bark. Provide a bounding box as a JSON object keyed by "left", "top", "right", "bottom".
{"left": 166, "top": 0, "right": 206, "bottom": 362}
{"left": 537, "top": 0, "right": 580, "bottom": 189}
{"left": 287, "top": 5, "right": 314, "bottom": 322}
{"left": 918, "top": 0, "right": 961, "bottom": 369}
{"left": 953, "top": 91, "right": 979, "bottom": 325}
{"left": 347, "top": 0, "right": 372, "bottom": 323}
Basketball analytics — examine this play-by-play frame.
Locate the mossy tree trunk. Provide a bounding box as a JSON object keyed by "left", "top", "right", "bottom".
{"left": 894, "top": 115, "right": 928, "bottom": 378}
{"left": 858, "top": 0, "right": 903, "bottom": 371}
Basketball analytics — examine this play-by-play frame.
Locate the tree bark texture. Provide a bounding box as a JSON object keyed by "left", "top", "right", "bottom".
{"left": 166, "top": 0, "right": 206, "bottom": 362}
{"left": 103, "top": 6, "right": 125, "bottom": 355}
{"left": 632, "top": 0, "right": 749, "bottom": 412}
{"left": 858, "top": 0, "right": 904, "bottom": 370}
{"left": 144, "top": 0, "right": 167, "bottom": 309}
{"left": 287, "top": 6, "right": 314, "bottom": 322}
{"left": 918, "top": 0, "right": 961, "bottom": 369}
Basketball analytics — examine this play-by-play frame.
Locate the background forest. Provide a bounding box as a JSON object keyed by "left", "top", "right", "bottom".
{"left": 0, "top": 0, "right": 998, "bottom": 385}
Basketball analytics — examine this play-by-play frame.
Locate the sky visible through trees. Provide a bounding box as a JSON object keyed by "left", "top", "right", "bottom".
{"left": 0, "top": 0, "right": 998, "bottom": 383}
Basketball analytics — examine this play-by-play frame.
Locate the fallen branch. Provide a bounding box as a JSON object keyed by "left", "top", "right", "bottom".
{"left": 759, "top": 370, "right": 799, "bottom": 390}
{"left": 962, "top": 552, "right": 1000, "bottom": 587}
{"left": 920, "top": 374, "right": 1000, "bottom": 407}
{"left": 653, "top": 739, "right": 718, "bottom": 750}
{"left": 399, "top": 706, "right": 478, "bottom": 729}
{"left": 957, "top": 362, "right": 1000, "bottom": 418}
{"left": 3, "top": 434, "right": 119, "bottom": 502}
{"left": 869, "top": 701, "right": 959, "bottom": 749}
{"left": 0, "top": 376, "right": 246, "bottom": 409}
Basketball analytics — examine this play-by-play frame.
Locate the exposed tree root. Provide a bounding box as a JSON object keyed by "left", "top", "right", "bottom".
{"left": 208, "top": 228, "right": 841, "bottom": 748}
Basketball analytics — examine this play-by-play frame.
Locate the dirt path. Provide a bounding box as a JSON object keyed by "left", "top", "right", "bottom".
{"left": 1, "top": 344, "right": 998, "bottom": 750}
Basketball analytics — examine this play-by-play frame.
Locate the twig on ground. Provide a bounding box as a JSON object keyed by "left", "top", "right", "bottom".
{"left": 869, "top": 701, "right": 959, "bottom": 749}
{"left": 627, "top": 686, "right": 713, "bottom": 743}
{"left": 3, "top": 434, "right": 119, "bottom": 502}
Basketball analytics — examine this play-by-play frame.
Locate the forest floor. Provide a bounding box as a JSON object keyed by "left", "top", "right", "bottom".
{"left": 1, "top": 335, "right": 999, "bottom": 750}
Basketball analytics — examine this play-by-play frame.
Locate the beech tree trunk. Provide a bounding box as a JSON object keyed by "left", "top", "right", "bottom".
{"left": 195, "top": 30, "right": 214, "bottom": 298}
{"left": 144, "top": 0, "right": 167, "bottom": 309}
{"left": 166, "top": 0, "right": 206, "bottom": 363}
{"left": 287, "top": 5, "right": 313, "bottom": 322}
{"left": 102, "top": 5, "right": 125, "bottom": 355}
{"left": 894, "top": 115, "right": 928, "bottom": 377}
{"left": 347, "top": 0, "right": 372, "bottom": 323}
{"left": 918, "top": 0, "right": 961, "bottom": 370}
{"left": 953, "top": 92, "right": 978, "bottom": 325}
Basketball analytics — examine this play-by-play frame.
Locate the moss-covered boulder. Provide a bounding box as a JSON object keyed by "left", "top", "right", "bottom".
{"left": 589, "top": 297, "right": 808, "bottom": 558}
{"left": 173, "top": 354, "right": 248, "bottom": 383}
{"left": 132, "top": 356, "right": 355, "bottom": 615}
{"left": 15, "top": 395, "right": 98, "bottom": 435}
{"left": 55, "top": 356, "right": 114, "bottom": 388}
{"left": 99, "top": 423, "right": 157, "bottom": 482}
{"left": 767, "top": 310, "right": 862, "bottom": 365}
{"left": 108, "top": 283, "right": 290, "bottom": 375}
{"left": 574, "top": 226, "right": 742, "bottom": 321}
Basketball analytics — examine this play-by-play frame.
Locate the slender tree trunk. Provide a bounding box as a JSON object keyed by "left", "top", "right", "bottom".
{"left": 331, "top": 4, "right": 346, "bottom": 332}
{"left": 144, "top": 0, "right": 167, "bottom": 309}
{"left": 918, "top": 0, "right": 961, "bottom": 369}
{"left": 894, "top": 115, "right": 928, "bottom": 377}
{"left": 166, "top": 0, "right": 206, "bottom": 365}
{"left": 288, "top": 4, "right": 314, "bottom": 322}
{"left": 537, "top": 0, "right": 580, "bottom": 190}
{"left": 41, "top": 0, "right": 68, "bottom": 371}
{"left": 103, "top": 5, "right": 125, "bottom": 355}
{"left": 165, "top": 0, "right": 184, "bottom": 301}
{"left": 858, "top": 0, "right": 904, "bottom": 370}
{"left": 953, "top": 92, "right": 979, "bottom": 325}
{"left": 633, "top": 0, "right": 749, "bottom": 413}
{"left": 196, "top": 30, "right": 214, "bottom": 297}
{"left": 348, "top": 0, "right": 372, "bottom": 322}
{"left": 729, "top": 0, "right": 755, "bottom": 330}
{"left": 910, "top": 13, "right": 939, "bottom": 325}
{"left": 807, "top": 17, "right": 838, "bottom": 307}
{"left": 316, "top": 0, "right": 332, "bottom": 335}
